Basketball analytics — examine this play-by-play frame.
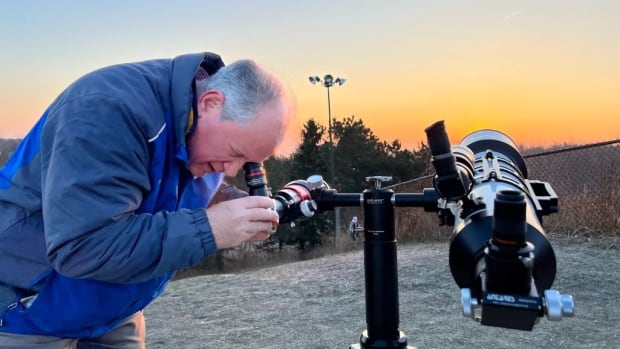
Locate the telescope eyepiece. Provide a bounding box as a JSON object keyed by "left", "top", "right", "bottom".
{"left": 493, "top": 190, "right": 527, "bottom": 246}
{"left": 425, "top": 120, "right": 453, "bottom": 157}
{"left": 425, "top": 120, "right": 473, "bottom": 200}
{"left": 243, "top": 162, "right": 271, "bottom": 197}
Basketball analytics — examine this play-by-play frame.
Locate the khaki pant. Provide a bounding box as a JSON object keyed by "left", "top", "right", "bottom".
{"left": 0, "top": 311, "right": 145, "bottom": 349}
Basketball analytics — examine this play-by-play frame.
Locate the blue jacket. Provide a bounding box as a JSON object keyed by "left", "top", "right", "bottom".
{"left": 0, "top": 52, "right": 225, "bottom": 338}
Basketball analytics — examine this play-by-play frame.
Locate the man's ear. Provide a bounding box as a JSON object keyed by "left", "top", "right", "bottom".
{"left": 197, "top": 90, "right": 225, "bottom": 114}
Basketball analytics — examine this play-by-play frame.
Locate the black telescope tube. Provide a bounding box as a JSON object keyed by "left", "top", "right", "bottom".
{"left": 313, "top": 190, "right": 362, "bottom": 211}
{"left": 425, "top": 120, "right": 470, "bottom": 200}
{"left": 243, "top": 162, "right": 270, "bottom": 197}
{"left": 493, "top": 190, "right": 527, "bottom": 246}
{"left": 393, "top": 189, "right": 440, "bottom": 211}
{"left": 486, "top": 190, "right": 534, "bottom": 295}
{"left": 424, "top": 120, "right": 458, "bottom": 176}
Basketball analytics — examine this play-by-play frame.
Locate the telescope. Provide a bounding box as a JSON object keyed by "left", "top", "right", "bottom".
{"left": 424, "top": 120, "right": 573, "bottom": 331}
{"left": 243, "top": 120, "right": 574, "bottom": 348}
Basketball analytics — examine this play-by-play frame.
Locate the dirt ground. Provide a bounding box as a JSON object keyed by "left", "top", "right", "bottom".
{"left": 144, "top": 235, "right": 619, "bottom": 348}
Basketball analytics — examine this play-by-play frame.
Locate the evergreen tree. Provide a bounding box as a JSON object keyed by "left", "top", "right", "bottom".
{"left": 377, "top": 139, "right": 432, "bottom": 184}
{"left": 290, "top": 119, "right": 329, "bottom": 180}
{"left": 332, "top": 116, "right": 384, "bottom": 192}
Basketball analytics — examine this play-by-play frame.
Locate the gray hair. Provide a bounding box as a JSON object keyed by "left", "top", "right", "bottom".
{"left": 195, "top": 59, "right": 286, "bottom": 124}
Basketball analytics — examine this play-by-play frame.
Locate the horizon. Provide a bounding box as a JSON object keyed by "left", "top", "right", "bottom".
{"left": 1, "top": 1, "right": 619, "bottom": 156}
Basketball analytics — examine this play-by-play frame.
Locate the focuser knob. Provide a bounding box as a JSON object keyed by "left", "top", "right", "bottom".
{"left": 365, "top": 176, "right": 392, "bottom": 189}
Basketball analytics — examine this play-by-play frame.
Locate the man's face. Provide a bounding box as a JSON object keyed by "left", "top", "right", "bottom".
{"left": 186, "top": 91, "right": 287, "bottom": 178}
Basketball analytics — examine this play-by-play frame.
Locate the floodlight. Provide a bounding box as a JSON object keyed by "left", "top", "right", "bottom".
{"left": 324, "top": 74, "right": 334, "bottom": 86}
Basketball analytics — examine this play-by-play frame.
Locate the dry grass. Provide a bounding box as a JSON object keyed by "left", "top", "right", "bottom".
{"left": 146, "top": 235, "right": 620, "bottom": 349}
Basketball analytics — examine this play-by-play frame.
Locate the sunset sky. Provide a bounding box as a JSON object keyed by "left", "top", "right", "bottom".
{"left": 1, "top": 0, "right": 618, "bottom": 156}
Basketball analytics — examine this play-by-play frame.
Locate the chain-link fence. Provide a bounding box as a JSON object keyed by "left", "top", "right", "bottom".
{"left": 525, "top": 140, "right": 620, "bottom": 235}
{"left": 388, "top": 139, "right": 620, "bottom": 239}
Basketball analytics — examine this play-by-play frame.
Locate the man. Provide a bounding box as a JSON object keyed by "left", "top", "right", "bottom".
{"left": 0, "top": 52, "right": 294, "bottom": 348}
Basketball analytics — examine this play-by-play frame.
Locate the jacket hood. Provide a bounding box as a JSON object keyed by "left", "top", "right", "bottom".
{"left": 169, "top": 52, "right": 225, "bottom": 148}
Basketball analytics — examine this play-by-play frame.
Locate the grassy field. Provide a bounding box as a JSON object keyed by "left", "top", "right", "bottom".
{"left": 145, "top": 234, "right": 619, "bottom": 349}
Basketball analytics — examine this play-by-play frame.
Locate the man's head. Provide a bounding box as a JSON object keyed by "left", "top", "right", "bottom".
{"left": 186, "top": 59, "right": 295, "bottom": 178}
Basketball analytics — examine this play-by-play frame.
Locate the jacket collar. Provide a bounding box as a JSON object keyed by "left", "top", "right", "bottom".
{"left": 169, "top": 52, "right": 225, "bottom": 150}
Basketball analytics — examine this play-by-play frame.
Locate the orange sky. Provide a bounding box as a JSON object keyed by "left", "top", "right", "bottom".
{"left": 1, "top": 1, "right": 619, "bottom": 156}
{"left": 294, "top": 33, "right": 620, "bottom": 154}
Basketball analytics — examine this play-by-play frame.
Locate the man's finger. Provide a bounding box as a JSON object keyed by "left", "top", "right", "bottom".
{"left": 246, "top": 207, "right": 279, "bottom": 224}
{"left": 248, "top": 231, "right": 271, "bottom": 241}
{"left": 237, "top": 196, "right": 274, "bottom": 209}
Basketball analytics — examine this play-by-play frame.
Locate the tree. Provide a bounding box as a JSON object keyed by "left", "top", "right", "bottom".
{"left": 290, "top": 119, "right": 329, "bottom": 180}
{"left": 331, "top": 116, "right": 385, "bottom": 192}
{"left": 377, "top": 139, "right": 432, "bottom": 184}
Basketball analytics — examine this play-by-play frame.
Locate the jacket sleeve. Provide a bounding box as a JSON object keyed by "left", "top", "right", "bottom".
{"left": 40, "top": 94, "right": 217, "bottom": 283}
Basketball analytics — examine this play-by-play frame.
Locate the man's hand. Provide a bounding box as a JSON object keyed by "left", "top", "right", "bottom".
{"left": 206, "top": 196, "right": 278, "bottom": 249}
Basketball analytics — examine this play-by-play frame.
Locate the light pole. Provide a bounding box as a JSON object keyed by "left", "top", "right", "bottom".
{"left": 309, "top": 74, "right": 346, "bottom": 244}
